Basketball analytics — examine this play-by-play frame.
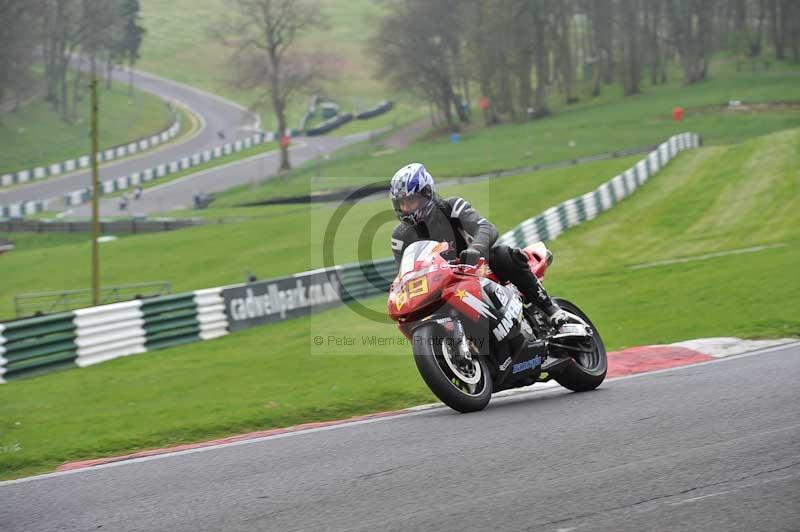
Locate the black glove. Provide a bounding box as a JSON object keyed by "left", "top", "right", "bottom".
{"left": 459, "top": 248, "right": 481, "bottom": 266}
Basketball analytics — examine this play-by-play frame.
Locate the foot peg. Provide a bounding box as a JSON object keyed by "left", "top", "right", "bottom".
{"left": 551, "top": 323, "right": 593, "bottom": 341}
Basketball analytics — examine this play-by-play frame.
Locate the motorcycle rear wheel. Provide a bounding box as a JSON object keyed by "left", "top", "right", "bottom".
{"left": 551, "top": 298, "right": 607, "bottom": 392}
{"left": 412, "top": 323, "right": 493, "bottom": 413}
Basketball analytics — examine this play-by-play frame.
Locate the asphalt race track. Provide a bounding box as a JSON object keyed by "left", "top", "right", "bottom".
{"left": 0, "top": 67, "right": 258, "bottom": 206}
{"left": 2, "top": 343, "right": 798, "bottom": 531}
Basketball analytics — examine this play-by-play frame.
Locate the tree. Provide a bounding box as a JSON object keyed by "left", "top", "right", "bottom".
{"left": 214, "top": 0, "right": 325, "bottom": 171}
{"left": 79, "top": 0, "right": 124, "bottom": 111}
{"left": 618, "top": 0, "right": 643, "bottom": 95}
{"left": 553, "top": 0, "right": 578, "bottom": 104}
{"left": 769, "top": 0, "right": 800, "bottom": 61}
{"left": 370, "top": 0, "right": 468, "bottom": 132}
{"left": 642, "top": 0, "right": 668, "bottom": 85}
{"left": 115, "top": 0, "right": 146, "bottom": 94}
{"left": 0, "top": 0, "right": 41, "bottom": 115}
{"left": 666, "top": 0, "right": 717, "bottom": 84}
{"left": 531, "top": 0, "right": 552, "bottom": 117}
{"left": 43, "top": 0, "right": 83, "bottom": 119}
{"left": 40, "top": 0, "right": 128, "bottom": 121}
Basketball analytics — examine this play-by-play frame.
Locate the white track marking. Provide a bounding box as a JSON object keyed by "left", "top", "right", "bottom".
{"left": 671, "top": 337, "right": 797, "bottom": 358}
{"left": 668, "top": 490, "right": 736, "bottom": 505}
{"left": 1, "top": 340, "right": 797, "bottom": 486}
{"left": 628, "top": 243, "right": 786, "bottom": 270}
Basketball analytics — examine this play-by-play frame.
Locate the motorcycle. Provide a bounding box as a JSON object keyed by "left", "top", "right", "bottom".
{"left": 388, "top": 240, "right": 607, "bottom": 413}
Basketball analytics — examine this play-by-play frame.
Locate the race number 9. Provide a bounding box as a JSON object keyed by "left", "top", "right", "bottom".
{"left": 408, "top": 277, "right": 429, "bottom": 299}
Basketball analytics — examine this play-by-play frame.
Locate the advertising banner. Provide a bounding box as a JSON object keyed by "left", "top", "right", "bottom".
{"left": 222, "top": 270, "right": 341, "bottom": 332}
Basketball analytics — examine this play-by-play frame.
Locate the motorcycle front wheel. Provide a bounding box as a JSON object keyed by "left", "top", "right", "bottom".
{"left": 412, "top": 323, "right": 493, "bottom": 413}
{"left": 551, "top": 298, "right": 607, "bottom": 392}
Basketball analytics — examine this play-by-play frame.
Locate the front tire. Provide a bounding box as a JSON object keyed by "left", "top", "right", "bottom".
{"left": 412, "top": 323, "right": 493, "bottom": 413}
{"left": 551, "top": 298, "right": 607, "bottom": 392}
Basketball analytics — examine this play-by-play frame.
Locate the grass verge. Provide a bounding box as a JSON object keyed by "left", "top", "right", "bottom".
{"left": 0, "top": 75, "right": 175, "bottom": 175}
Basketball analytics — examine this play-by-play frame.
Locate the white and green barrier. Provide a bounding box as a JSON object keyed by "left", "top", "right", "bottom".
{"left": 496, "top": 132, "right": 701, "bottom": 247}
{"left": 74, "top": 301, "right": 146, "bottom": 367}
{"left": 0, "top": 128, "right": 300, "bottom": 216}
{"left": 59, "top": 128, "right": 304, "bottom": 208}
{"left": 0, "top": 312, "right": 78, "bottom": 382}
{"left": 0, "top": 289, "right": 229, "bottom": 381}
{"left": 0, "top": 113, "right": 181, "bottom": 188}
{"left": 0, "top": 132, "right": 700, "bottom": 382}
{"left": 0, "top": 199, "right": 53, "bottom": 218}
{"left": 61, "top": 130, "right": 276, "bottom": 207}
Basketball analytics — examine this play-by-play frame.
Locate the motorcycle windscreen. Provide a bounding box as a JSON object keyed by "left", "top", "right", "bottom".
{"left": 399, "top": 240, "right": 449, "bottom": 277}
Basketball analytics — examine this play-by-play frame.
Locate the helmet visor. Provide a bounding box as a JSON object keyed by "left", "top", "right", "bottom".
{"left": 392, "top": 193, "right": 432, "bottom": 224}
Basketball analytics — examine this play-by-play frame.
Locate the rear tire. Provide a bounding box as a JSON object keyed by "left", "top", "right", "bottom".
{"left": 413, "top": 324, "right": 493, "bottom": 413}
{"left": 551, "top": 298, "right": 607, "bottom": 392}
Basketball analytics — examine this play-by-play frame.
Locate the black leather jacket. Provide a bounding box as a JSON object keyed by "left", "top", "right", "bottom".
{"left": 391, "top": 197, "right": 499, "bottom": 266}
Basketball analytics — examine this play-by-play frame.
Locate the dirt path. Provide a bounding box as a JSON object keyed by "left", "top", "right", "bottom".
{"left": 383, "top": 117, "right": 432, "bottom": 150}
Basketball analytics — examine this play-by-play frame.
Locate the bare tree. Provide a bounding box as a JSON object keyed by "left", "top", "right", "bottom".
{"left": 554, "top": 0, "right": 578, "bottom": 104}
{"left": 666, "top": 0, "right": 717, "bottom": 84}
{"left": 531, "top": 0, "right": 552, "bottom": 117}
{"left": 370, "top": 0, "right": 468, "bottom": 132}
{"left": 769, "top": 0, "right": 800, "bottom": 60}
{"left": 617, "top": 0, "right": 644, "bottom": 95}
{"left": 642, "top": 0, "right": 668, "bottom": 85}
{"left": 464, "top": 0, "right": 501, "bottom": 125}
{"left": 213, "top": 0, "right": 324, "bottom": 171}
{"left": 114, "top": 0, "right": 146, "bottom": 94}
{"left": 78, "top": 0, "right": 124, "bottom": 112}
{"left": 43, "top": 0, "right": 84, "bottom": 119}
{"left": 0, "top": 0, "right": 42, "bottom": 115}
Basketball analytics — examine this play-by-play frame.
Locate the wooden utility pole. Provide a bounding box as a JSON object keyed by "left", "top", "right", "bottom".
{"left": 90, "top": 77, "right": 100, "bottom": 305}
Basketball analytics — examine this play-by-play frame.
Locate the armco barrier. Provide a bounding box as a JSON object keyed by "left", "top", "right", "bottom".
{"left": 337, "top": 260, "right": 397, "bottom": 302}
{"left": 60, "top": 131, "right": 274, "bottom": 208}
{"left": 306, "top": 113, "right": 354, "bottom": 136}
{"left": 0, "top": 217, "right": 201, "bottom": 234}
{"left": 73, "top": 301, "right": 146, "bottom": 367}
{"left": 0, "top": 312, "right": 77, "bottom": 381}
{"left": 0, "top": 324, "right": 6, "bottom": 382}
{"left": 0, "top": 290, "right": 228, "bottom": 381}
{"left": 0, "top": 132, "right": 701, "bottom": 382}
{"left": 496, "top": 132, "right": 701, "bottom": 247}
{"left": 0, "top": 111, "right": 180, "bottom": 188}
{"left": 0, "top": 198, "right": 53, "bottom": 219}
{"left": 0, "top": 129, "right": 285, "bottom": 216}
{"left": 193, "top": 288, "right": 228, "bottom": 340}
{"left": 141, "top": 294, "right": 200, "bottom": 351}
{"left": 355, "top": 101, "right": 394, "bottom": 120}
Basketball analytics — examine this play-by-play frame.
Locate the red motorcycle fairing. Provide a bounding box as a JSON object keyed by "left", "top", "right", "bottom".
{"left": 388, "top": 241, "right": 455, "bottom": 322}
{"left": 388, "top": 239, "right": 551, "bottom": 326}
{"left": 442, "top": 278, "right": 495, "bottom": 323}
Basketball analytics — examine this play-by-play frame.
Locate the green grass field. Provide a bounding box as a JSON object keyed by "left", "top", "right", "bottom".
{"left": 0, "top": 127, "right": 798, "bottom": 479}
{"left": 138, "top": 0, "right": 401, "bottom": 131}
{"left": 0, "top": 77, "right": 175, "bottom": 174}
{"left": 0, "top": 154, "right": 642, "bottom": 319}
{"left": 208, "top": 57, "right": 800, "bottom": 204}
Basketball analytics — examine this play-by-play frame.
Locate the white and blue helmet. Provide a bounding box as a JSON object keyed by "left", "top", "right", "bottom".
{"left": 389, "top": 163, "right": 437, "bottom": 225}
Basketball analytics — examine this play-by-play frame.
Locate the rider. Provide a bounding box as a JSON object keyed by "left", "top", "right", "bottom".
{"left": 389, "top": 162, "right": 569, "bottom": 327}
